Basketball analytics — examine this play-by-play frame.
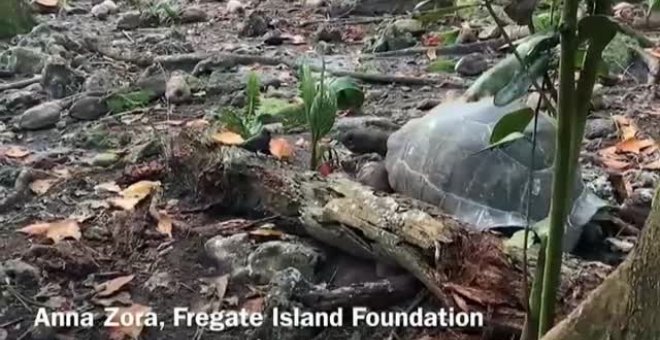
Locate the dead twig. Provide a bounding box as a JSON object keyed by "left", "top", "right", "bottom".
{"left": 0, "top": 76, "right": 42, "bottom": 92}
{"left": 362, "top": 38, "right": 508, "bottom": 58}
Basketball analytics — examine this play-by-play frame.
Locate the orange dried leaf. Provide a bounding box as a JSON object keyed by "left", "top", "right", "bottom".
{"left": 643, "top": 159, "right": 660, "bottom": 170}
{"left": 30, "top": 178, "right": 58, "bottom": 195}
{"left": 96, "top": 275, "right": 136, "bottom": 297}
{"left": 269, "top": 138, "right": 294, "bottom": 160}
{"left": 156, "top": 212, "right": 173, "bottom": 238}
{"left": 18, "top": 219, "right": 81, "bottom": 244}
{"left": 109, "top": 181, "right": 161, "bottom": 211}
{"left": 106, "top": 304, "right": 152, "bottom": 340}
{"left": 249, "top": 228, "right": 284, "bottom": 238}
{"left": 426, "top": 48, "right": 437, "bottom": 61}
{"left": 615, "top": 138, "right": 656, "bottom": 154}
{"left": 600, "top": 157, "right": 631, "bottom": 171}
{"left": 212, "top": 131, "right": 245, "bottom": 145}
{"left": 95, "top": 181, "right": 122, "bottom": 193}
{"left": 241, "top": 297, "right": 265, "bottom": 313}
{"left": 2, "top": 145, "right": 31, "bottom": 158}
{"left": 613, "top": 115, "right": 637, "bottom": 140}
{"left": 185, "top": 119, "right": 210, "bottom": 129}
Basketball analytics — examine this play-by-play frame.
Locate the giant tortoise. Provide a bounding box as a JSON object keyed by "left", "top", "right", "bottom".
{"left": 339, "top": 97, "right": 607, "bottom": 252}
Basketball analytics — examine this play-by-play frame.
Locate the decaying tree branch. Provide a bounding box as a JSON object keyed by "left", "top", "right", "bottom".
{"left": 170, "top": 132, "right": 611, "bottom": 333}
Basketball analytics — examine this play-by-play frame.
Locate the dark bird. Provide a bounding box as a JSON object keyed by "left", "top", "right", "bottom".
{"left": 240, "top": 128, "right": 272, "bottom": 154}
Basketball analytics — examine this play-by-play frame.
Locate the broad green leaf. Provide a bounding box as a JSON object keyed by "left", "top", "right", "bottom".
{"left": 494, "top": 53, "right": 551, "bottom": 106}
{"left": 309, "top": 90, "right": 337, "bottom": 140}
{"left": 299, "top": 64, "right": 317, "bottom": 121}
{"left": 427, "top": 58, "right": 456, "bottom": 73}
{"left": 464, "top": 32, "right": 556, "bottom": 101}
{"left": 106, "top": 90, "right": 156, "bottom": 114}
{"left": 245, "top": 72, "right": 261, "bottom": 118}
{"left": 483, "top": 131, "right": 527, "bottom": 151}
{"left": 328, "top": 77, "right": 364, "bottom": 111}
{"left": 577, "top": 15, "right": 619, "bottom": 53}
{"left": 489, "top": 107, "right": 534, "bottom": 144}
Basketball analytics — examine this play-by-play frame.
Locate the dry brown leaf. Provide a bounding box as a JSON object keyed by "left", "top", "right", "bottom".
{"left": 269, "top": 138, "right": 294, "bottom": 160}
{"left": 613, "top": 115, "right": 637, "bottom": 140}
{"left": 92, "top": 291, "right": 133, "bottom": 307}
{"left": 156, "top": 211, "right": 173, "bottom": 238}
{"left": 615, "top": 138, "right": 657, "bottom": 154}
{"left": 18, "top": 220, "right": 81, "bottom": 244}
{"left": 109, "top": 181, "right": 161, "bottom": 211}
{"left": 107, "top": 304, "right": 152, "bottom": 340}
{"left": 35, "top": 0, "right": 60, "bottom": 7}
{"left": 600, "top": 157, "right": 631, "bottom": 171}
{"left": 52, "top": 167, "right": 72, "bottom": 179}
{"left": 249, "top": 228, "right": 284, "bottom": 239}
{"left": 241, "top": 297, "right": 265, "bottom": 313}
{"left": 1, "top": 145, "right": 31, "bottom": 158}
{"left": 95, "top": 181, "right": 122, "bottom": 193}
{"left": 426, "top": 48, "right": 437, "bottom": 61}
{"left": 212, "top": 131, "right": 245, "bottom": 145}
{"left": 96, "top": 275, "right": 136, "bottom": 297}
{"left": 30, "top": 178, "right": 58, "bottom": 195}
{"left": 185, "top": 119, "right": 210, "bottom": 129}
{"left": 643, "top": 159, "right": 660, "bottom": 170}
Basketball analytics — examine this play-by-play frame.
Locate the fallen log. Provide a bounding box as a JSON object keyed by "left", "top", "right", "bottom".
{"left": 170, "top": 131, "right": 612, "bottom": 333}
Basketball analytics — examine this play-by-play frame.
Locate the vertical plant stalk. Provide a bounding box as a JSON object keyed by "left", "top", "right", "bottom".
{"left": 522, "top": 238, "right": 547, "bottom": 340}
{"left": 538, "top": 0, "right": 580, "bottom": 334}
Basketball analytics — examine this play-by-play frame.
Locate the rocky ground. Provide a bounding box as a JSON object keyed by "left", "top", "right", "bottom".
{"left": 1, "top": 0, "right": 660, "bottom": 339}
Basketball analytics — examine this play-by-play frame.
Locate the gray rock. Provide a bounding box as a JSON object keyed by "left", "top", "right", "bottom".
{"left": 84, "top": 69, "right": 116, "bottom": 93}
{"left": 456, "top": 26, "right": 477, "bottom": 44}
{"left": 0, "top": 89, "right": 41, "bottom": 111}
{"left": 70, "top": 95, "right": 109, "bottom": 120}
{"left": 41, "top": 57, "right": 84, "bottom": 99}
{"left": 633, "top": 171, "right": 659, "bottom": 189}
{"left": 1, "top": 259, "right": 40, "bottom": 286}
{"left": 226, "top": 0, "right": 246, "bottom": 13}
{"left": 357, "top": 161, "right": 392, "bottom": 192}
{"left": 455, "top": 53, "right": 488, "bottom": 76}
{"left": 478, "top": 25, "right": 501, "bottom": 40}
{"left": 83, "top": 225, "right": 110, "bottom": 241}
{"left": 239, "top": 12, "right": 269, "bottom": 37}
{"left": 585, "top": 118, "right": 615, "bottom": 139}
{"left": 205, "top": 233, "right": 253, "bottom": 272}
{"left": 91, "top": 0, "right": 118, "bottom": 20}
{"left": 117, "top": 11, "right": 142, "bottom": 30}
{"left": 315, "top": 25, "right": 343, "bottom": 43}
{"left": 364, "top": 23, "right": 416, "bottom": 53}
{"left": 0, "top": 47, "right": 47, "bottom": 75}
{"left": 247, "top": 241, "right": 322, "bottom": 284}
{"left": 14, "top": 100, "right": 63, "bottom": 130}
{"left": 165, "top": 72, "right": 192, "bottom": 104}
{"left": 137, "top": 65, "right": 167, "bottom": 97}
{"left": 393, "top": 18, "right": 424, "bottom": 35}
{"left": 180, "top": 6, "right": 208, "bottom": 23}
{"left": 91, "top": 153, "right": 120, "bottom": 167}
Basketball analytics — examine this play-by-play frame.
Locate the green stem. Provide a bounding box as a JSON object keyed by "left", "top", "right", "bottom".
{"left": 538, "top": 0, "right": 579, "bottom": 335}
{"left": 522, "top": 238, "right": 547, "bottom": 340}
{"left": 310, "top": 137, "right": 319, "bottom": 170}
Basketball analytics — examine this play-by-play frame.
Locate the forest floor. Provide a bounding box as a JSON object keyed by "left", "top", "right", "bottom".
{"left": 1, "top": 0, "right": 660, "bottom": 339}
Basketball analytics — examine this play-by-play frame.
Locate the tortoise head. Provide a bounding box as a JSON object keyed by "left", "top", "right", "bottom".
{"left": 338, "top": 127, "right": 390, "bottom": 156}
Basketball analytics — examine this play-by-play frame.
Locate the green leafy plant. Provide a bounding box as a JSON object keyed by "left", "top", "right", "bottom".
{"left": 300, "top": 62, "right": 338, "bottom": 170}
{"left": 216, "top": 72, "right": 265, "bottom": 139}
{"left": 427, "top": 58, "right": 457, "bottom": 73}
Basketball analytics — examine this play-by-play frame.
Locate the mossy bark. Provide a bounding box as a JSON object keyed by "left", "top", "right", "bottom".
{"left": 542, "top": 188, "right": 660, "bottom": 340}
{"left": 0, "top": 0, "right": 35, "bottom": 39}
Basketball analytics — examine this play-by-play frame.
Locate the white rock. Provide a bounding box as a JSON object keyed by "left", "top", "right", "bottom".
{"left": 226, "top": 0, "right": 245, "bottom": 13}
{"left": 303, "top": 0, "right": 324, "bottom": 7}
{"left": 91, "top": 0, "right": 118, "bottom": 20}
